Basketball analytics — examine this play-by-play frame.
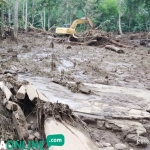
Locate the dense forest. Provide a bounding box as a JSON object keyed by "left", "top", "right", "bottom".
{"left": 0, "top": 0, "right": 150, "bottom": 37}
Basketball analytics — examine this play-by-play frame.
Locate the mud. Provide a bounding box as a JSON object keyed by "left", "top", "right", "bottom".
{"left": 0, "top": 32, "right": 150, "bottom": 149}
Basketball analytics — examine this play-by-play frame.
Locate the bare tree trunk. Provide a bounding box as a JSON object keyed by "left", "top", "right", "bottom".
{"left": 118, "top": 14, "right": 122, "bottom": 34}
{"left": 48, "top": 16, "right": 50, "bottom": 29}
{"left": 48, "top": 1, "right": 51, "bottom": 30}
{"left": 1, "top": 4, "right": 4, "bottom": 38}
{"left": 22, "top": 0, "right": 24, "bottom": 21}
{"left": 25, "top": 0, "right": 28, "bottom": 31}
{"left": 118, "top": 0, "right": 123, "bottom": 35}
{"left": 8, "top": 0, "right": 11, "bottom": 26}
{"left": 43, "top": 8, "right": 46, "bottom": 30}
{"left": 41, "top": 11, "right": 43, "bottom": 29}
{"left": 14, "top": 0, "right": 19, "bottom": 40}
{"left": 32, "top": 0, "right": 35, "bottom": 25}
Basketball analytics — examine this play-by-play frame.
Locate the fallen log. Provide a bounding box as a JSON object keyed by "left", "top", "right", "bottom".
{"left": 105, "top": 45, "right": 125, "bottom": 54}
{"left": 0, "top": 81, "right": 12, "bottom": 101}
{"left": 16, "top": 85, "right": 27, "bottom": 100}
{"left": 27, "top": 84, "right": 38, "bottom": 103}
{"left": 45, "top": 118, "right": 98, "bottom": 150}
{"left": 103, "top": 36, "right": 132, "bottom": 48}
{"left": 5, "top": 101, "right": 29, "bottom": 140}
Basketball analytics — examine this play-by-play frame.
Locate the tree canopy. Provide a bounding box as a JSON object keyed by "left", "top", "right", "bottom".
{"left": 0, "top": 0, "right": 150, "bottom": 33}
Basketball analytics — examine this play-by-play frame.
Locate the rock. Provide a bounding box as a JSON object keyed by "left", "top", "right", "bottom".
{"left": 97, "top": 121, "right": 105, "bottom": 128}
{"left": 34, "top": 132, "right": 41, "bottom": 139}
{"left": 16, "top": 85, "right": 27, "bottom": 100}
{"left": 28, "top": 134, "right": 35, "bottom": 140}
{"left": 117, "top": 50, "right": 125, "bottom": 54}
{"left": 115, "top": 143, "right": 127, "bottom": 150}
{"left": 148, "top": 50, "right": 150, "bottom": 54}
{"left": 125, "top": 134, "right": 149, "bottom": 146}
{"left": 140, "top": 39, "right": 150, "bottom": 46}
{"left": 51, "top": 78, "right": 62, "bottom": 84}
{"left": 3, "top": 69, "right": 17, "bottom": 75}
{"left": 22, "top": 44, "right": 28, "bottom": 49}
{"left": 76, "top": 82, "right": 91, "bottom": 94}
{"left": 101, "top": 142, "right": 111, "bottom": 147}
{"left": 6, "top": 101, "right": 18, "bottom": 111}
{"left": 7, "top": 48, "right": 13, "bottom": 53}
{"left": 28, "top": 130, "right": 33, "bottom": 134}
{"left": 105, "top": 120, "right": 146, "bottom": 136}
{"left": 26, "top": 84, "right": 38, "bottom": 103}
{"left": 66, "top": 46, "right": 72, "bottom": 49}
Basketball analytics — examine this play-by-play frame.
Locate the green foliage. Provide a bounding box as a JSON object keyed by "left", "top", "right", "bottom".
{"left": 0, "top": 0, "right": 7, "bottom": 4}
{"left": 1, "top": 0, "right": 150, "bottom": 32}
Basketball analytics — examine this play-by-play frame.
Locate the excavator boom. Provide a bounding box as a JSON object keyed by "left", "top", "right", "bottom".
{"left": 70, "top": 18, "right": 94, "bottom": 29}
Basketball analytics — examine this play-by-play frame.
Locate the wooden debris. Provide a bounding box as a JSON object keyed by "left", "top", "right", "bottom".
{"left": 0, "top": 81, "right": 12, "bottom": 101}
{"left": 12, "top": 107, "right": 29, "bottom": 140}
{"left": 49, "top": 40, "right": 54, "bottom": 48}
{"left": 105, "top": 45, "right": 125, "bottom": 54}
{"left": 6, "top": 101, "right": 18, "bottom": 111}
{"left": 26, "top": 84, "right": 38, "bottom": 103}
{"left": 16, "top": 85, "right": 27, "bottom": 100}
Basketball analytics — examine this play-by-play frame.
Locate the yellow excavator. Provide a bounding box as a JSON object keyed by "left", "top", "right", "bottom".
{"left": 55, "top": 17, "right": 94, "bottom": 35}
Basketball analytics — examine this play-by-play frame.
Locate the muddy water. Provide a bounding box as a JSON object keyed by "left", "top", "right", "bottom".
{"left": 16, "top": 40, "right": 150, "bottom": 113}
{"left": 16, "top": 41, "right": 150, "bottom": 90}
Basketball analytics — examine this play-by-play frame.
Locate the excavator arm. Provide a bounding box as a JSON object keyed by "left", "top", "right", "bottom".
{"left": 70, "top": 18, "right": 94, "bottom": 29}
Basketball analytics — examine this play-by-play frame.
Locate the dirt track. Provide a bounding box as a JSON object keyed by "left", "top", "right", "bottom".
{"left": 0, "top": 32, "right": 150, "bottom": 149}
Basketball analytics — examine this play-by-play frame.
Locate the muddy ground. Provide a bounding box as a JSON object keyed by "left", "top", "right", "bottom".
{"left": 0, "top": 32, "right": 150, "bottom": 150}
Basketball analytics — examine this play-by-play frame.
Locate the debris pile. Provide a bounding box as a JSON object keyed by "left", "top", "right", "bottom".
{"left": 68, "top": 29, "right": 132, "bottom": 48}
{"left": 0, "top": 72, "right": 91, "bottom": 144}
{"left": 52, "top": 78, "right": 91, "bottom": 94}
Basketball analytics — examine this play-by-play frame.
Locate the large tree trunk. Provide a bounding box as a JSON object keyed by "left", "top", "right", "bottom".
{"left": 22, "top": 0, "right": 25, "bottom": 24}
{"left": 32, "top": 0, "right": 35, "bottom": 25}
{"left": 25, "top": 0, "right": 28, "bottom": 31}
{"left": 1, "top": 4, "right": 4, "bottom": 38}
{"left": 117, "top": 0, "right": 123, "bottom": 35}
{"left": 41, "top": 11, "right": 43, "bottom": 29}
{"left": 118, "top": 13, "right": 122, "bottom": 35}
{"left": 48, "top": 16, "right": 50, "bottom": 30}
{"left": 43, "top": 8, "right": 46, "bottom": 30}
{"left": 8, "top": 0, "right": 11, "bottom": 26}
{"left": 14, "top": 0, "right": 19, "bottom": 40}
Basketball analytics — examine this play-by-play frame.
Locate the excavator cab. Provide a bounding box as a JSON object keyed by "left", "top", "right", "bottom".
{"left": 55, "top": 17, "right": 94, "bottom": 35}
{"left": 63, "top": 24, "right": 71, "bottom": 28}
